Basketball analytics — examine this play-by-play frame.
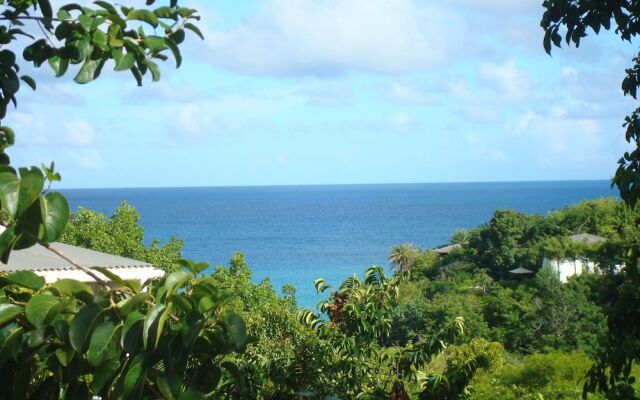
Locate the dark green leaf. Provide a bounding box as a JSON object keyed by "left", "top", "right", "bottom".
{"left": 184, "top": 23, "right": 204, "bottom": 40}
{"left": 114, "top": 52, "right": 135, "bottom": 71}
{"left": 224, "top": 313, "right": 247, "bottom": 348}
{"left": 20, "top": 75, "right": 35, "bottom": 91}
{"left": 117, "top": 292, "right": 150, "bottom": 315}
{"left": 50, "top": 279, "right": 94, "bottom": 303}
{"left": 127, "top": 9, "right": 158, "bottom": 27}
{"left": 17, "top": 167, "right": 44, "bottom": 216}
{"left": 0, "top": 171, "right": 19, "bottom": 217}
{"left": 25, "top": 294, "right": 63, "bottom": 326}
{"left": 87, "top": 321, "right": 121, "bottom": 366}
{"left": 42, "top": 192, "right": 69, "bottom": 242}
{"left": 0, "top": 304, "right": 22, "bottom": 326}
{"left": 69, "top": 302, "right": 104, "bottom": 352}
{"left": 165, "top": 38, "right": 182, "bottom": 68}
{"left": 48, "top": 56, "right": 69, "bottom": 77}
{"left": 4, "top": 270, "right": 45, "bottom": 290}
{"left": 142, "top": 303, "right": 165, "bottom": 350}
{"left": 74, "top": 58, "right": 100, "bottom": 84}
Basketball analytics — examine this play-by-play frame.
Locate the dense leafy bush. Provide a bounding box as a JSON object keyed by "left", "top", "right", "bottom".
{"left": 61, "top": 202, "right": 184, "bottom": 273}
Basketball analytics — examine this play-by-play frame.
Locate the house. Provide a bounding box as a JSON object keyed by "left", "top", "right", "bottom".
{"left": 434, "top": 243, "right": 461, "bottom": 258}
{"left": 541, "top": 233, "right": 606, "bottom": 283}
{"left": 0, "top": 241, "right": 165, "bottom": 287}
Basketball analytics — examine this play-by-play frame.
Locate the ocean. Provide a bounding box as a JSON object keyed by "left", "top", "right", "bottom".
{"left": 62, "top": 180, "right": 617, "bottom": 307}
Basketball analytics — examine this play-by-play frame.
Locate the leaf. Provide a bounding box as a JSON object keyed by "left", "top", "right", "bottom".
{"left": 127, "top": 9, "right": 158, "bottom": 27}
{"left": 50, "top": 279, "right": 94, "bottom": 303}
{"left": 69, "top": 302, "right": 104, "bottom": 352}
{"left": 4, "top": 270, "right": 45, "bottom": 290}
{"left": 145, "top": 60, "right": 160, "bottom": 82}
{"left": 87, "top": 321, "right": 121, "bottom": 366}
{"left": 25, "top": 294, "right": 63, "bottom": 326}
{"left": 94, "top": 1, "right": 118, "bottom": 15}
{"left": 114, "top": 52, "right": 135, "bottom": 71}
{"left": 92, "top": 266, "right": 132, "bottom": 290}
{"left": 37, "top": 0, "right": 54, "bottom": 30}
{"left": 117, "top": 292, "right": 150, "bottom": 315}
{"left": 124, "top": 354, "right": 145, "bottom": 397}
{"left": 20, "top": 75, "right": 35, "bottom": 91}
{"left": 42, "top": 192, "right": 69, "bottom": 242}
{"left": 0, "top": 226, "right": 15, "bottom": 264}
{"left": 224, "top": 313, "right": 247, "bottom": 348}
{"left": 17, "top": 167, "right": 44, "bottom": 216}
{"left": 142, "top": 303, "right": 166, "bottom": 350}
{"left": 184, "top": 23, "right": 204, "bottom": 40}
{"left": 164, "top": 270, "right": 189, "bottom": 294}
{"left": 168, "top": 294, "right": 192, "bottom": 313}
{"left": 91, "top": 357, "right": 121, "bottom": 393}
{"left": 74, "top": 58, "right": 100, "bottom": 84}
{"left": 165, "top": 38, "right": 182, "bottom": 68}
{"left": 0, "top": 304, "right": 22, "bottom": 326}
{"left": 48, "top": 56, "right": 69, "bottom": 77}
{"left": 142, "top": 36, "right": 165, "bottom": 52}
{"left": 92, "top": 29, "right": 108, "bottom": 50}
{"left": 0, "top": 171, "right": 19, "bottom": 217}
{"left": 0, "top": 326, "right": 23, "bottom": 364}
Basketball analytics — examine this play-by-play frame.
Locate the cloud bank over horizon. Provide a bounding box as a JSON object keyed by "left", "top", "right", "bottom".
{"left": 5, "top": 0, "right": 636, "bottom": 188}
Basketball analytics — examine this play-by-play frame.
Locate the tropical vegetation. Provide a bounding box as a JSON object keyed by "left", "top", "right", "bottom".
{"left": 0, "top": 0, "right": 637, "bottom": 398}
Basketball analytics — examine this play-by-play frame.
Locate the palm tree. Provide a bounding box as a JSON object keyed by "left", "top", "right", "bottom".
{"left": 388, "top": 243, "right": 419, "bottom": 273}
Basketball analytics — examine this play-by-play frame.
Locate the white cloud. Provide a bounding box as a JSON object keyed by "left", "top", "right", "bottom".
{"left": 390, "top": 112, "right": 411, "bottom": 133}
{"left": 511, "top": 110, "right": 610, "bottom": 166}
{"left": 202, "top": 0, "right": 466, "bottom": 75}
{"left": 63, "top": 119, "right": 96, "bottom": 147}
{"left": 64, "top": 148, "right": 105, "bottom": 169}
{"left": 465, "top": 132, "right": 511, "bottom": 162}
{"left": 480, "top": 60, "right": 530, "bottom": 100}
{"left": 387, "top": 83, "right": 428, "bottom": 104}
{"left": 562, "top": 66, "right": 578, "bottom": 78}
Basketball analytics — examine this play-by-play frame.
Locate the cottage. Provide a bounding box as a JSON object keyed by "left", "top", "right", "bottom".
{"left": 541, "top": 233, "right": 606, "bottom": 283}
{"left": 0, "top": 241, "right": 165, "bottom": 288}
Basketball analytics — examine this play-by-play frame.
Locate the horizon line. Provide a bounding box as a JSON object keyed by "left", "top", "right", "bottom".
{"left": 58, "top": 177, "right": 615, "bottom": 191}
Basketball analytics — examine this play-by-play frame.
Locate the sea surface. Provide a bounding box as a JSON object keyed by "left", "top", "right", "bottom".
{"left": 62, "top": 181, "right": 617, "bottom": 308}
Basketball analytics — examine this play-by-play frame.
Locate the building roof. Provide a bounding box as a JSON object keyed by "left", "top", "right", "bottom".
{"left": 568, "top": 233, "right": 606, "bottom": 244}
{"left": 434, "top": 243, "right": 461, "bottom": 255}
{"left": 509, "top": 267, "right": 534, "bottom": 274}
{"left": 0, "top": 242, "right": 164, "bottom": 283}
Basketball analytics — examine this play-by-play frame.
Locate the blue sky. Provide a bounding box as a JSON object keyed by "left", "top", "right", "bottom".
{"left": 6, "top": 0, "right": 638, "bottom": 188}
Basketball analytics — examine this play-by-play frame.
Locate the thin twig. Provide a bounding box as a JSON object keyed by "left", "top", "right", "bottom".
{"left": 42, "top": 242, "right": 110, "bottom": 287}
{"left": 0, "top": 16, "right": 63, "bottom": 22}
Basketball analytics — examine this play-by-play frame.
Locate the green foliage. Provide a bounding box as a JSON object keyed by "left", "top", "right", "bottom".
{"left": 389, "top": 243, "right": 420, "bottom": 273}
{"left": 0, "top": 262, "right": 250, "bottom": 399}
{"left": 60, "top": 202, "right": 184, "bottom": 273}
{"left": 410, "top": 250, "right": 442, "bottom": 281}
{"left": 541, "top": 2, "right": 640, "bottom": 394}
{"left": 470, "top": 352, "right": 609, "bottom": 400}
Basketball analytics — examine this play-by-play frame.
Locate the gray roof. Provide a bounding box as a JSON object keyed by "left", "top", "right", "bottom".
{"left": 509, "top": 267, "right": 534, "bottom": 274}
{"left": 434, "top": 243, "right": 461, "bottom": 255}
{"left": 568, "top": 233, "right": 606, "bottom": 244}
{"left": 0, "top": 242, "right": 155, "bottom": 272}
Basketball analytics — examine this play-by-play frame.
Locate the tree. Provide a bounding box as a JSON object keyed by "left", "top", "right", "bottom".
{"left": 541, "top": 3, "right": 640, "bottom": 397}
{"left": 60, "top": 202, "right": 184, "bottom": 273}
{"left": 389, "top": 243, "right": 419, "bottom": 273}
{"left": 0, "top": 2, "right": 260, "bottom": 399}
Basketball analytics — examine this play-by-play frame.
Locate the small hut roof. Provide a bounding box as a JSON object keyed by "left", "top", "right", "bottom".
{"left": 568, "top": 233, "right": 606, "bottom": 244}
{"left": 509, "top": 267, "right": 534, "bottom": 274}
{"left": 434, "top": 243, "right": 461, "bottom": 255}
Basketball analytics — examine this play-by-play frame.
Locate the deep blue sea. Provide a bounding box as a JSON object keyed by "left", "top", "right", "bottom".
{"left": 62, "top": 181, "right": 617, "bottom": 307}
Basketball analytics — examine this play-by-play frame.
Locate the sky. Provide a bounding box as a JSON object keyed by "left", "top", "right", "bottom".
{"left": 5, "top": 0, "right": 639, "bottom": 188}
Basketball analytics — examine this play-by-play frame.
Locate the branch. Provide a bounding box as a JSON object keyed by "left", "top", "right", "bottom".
{"left": 41, "top": 242, "right": 110, "bottom": 288}
{"left": 0, "top": 16, "right": 63, "bottom": 22}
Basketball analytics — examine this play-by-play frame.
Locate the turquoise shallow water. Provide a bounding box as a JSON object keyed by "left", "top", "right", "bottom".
{"left": 62, "top": 181, "right": 617, "bottom": 307}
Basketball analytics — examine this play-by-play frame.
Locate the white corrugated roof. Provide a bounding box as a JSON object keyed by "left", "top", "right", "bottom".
{"left": 0, "top": 242, "right": 155, "bottom": 272}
